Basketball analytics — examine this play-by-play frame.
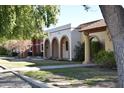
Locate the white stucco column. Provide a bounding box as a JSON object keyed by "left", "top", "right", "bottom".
{"left": 58, "top": 39, "right": 61, "bottom": 60}
{"left": 84, "top": 32, "right": 90, "bottom": 64}
{"left": 69, "top": 35, "right": 72, "bottom": 61}
{"left": 50, "top": 41, "right": 52, "bottom": 58}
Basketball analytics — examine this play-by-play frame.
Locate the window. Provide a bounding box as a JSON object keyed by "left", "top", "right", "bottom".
{"left": 40, "top": 44, "right": 43, "bottom": 52}
{"left": 41, "top": 44, "right": 43, "bottom": 50}
{"left": 66, "top": 41, "right": 68, "bottom": 51}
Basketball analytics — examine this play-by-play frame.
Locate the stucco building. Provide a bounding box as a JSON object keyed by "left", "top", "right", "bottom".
{"left": 43, "top": 24, "right": 81, "bottom": 61}
{"left": 43, "top": 19, "right": 114, "bottom": 62}
{"left": 79, "top": 19, "right": 113, "bottom": 63}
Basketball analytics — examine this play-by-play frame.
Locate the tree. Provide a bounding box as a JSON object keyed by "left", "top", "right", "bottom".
{"left": 0, "top": 5, "right": 60, "bottom": 41}
{"left": 99, "top": 5, "right": 124, "bottom": 87}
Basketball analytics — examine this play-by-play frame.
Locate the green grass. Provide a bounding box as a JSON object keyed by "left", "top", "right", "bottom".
{"left": 22, "top": 67, "right": 117, "bottom": 87}
{"left": 0, "top": 59, "right": 80, "bottom": 68}
{"left": 0, "top": 59, "right": 32, "bottom": 68}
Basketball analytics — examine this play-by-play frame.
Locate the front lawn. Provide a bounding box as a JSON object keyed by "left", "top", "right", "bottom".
{"left": 0, "top": 59, "right": 80, "bottom": 68}
{"left": 22, "top": 67, "right": 118, "bottom": 88}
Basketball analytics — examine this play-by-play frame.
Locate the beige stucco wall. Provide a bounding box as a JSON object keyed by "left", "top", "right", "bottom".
{"left": 71, "top": 29, "right": 81, "bottom": 59}
{"left": 44, "top": 24, "right": 72, "bottom": 60}
{"left": 90, "top": 30, "right": 113, "bottom": 51}
{"left": 44, "top": 24, "right": 72, "bottom": 59}
{"left": 62, "top": 38, "right": 69, "bottom": 59}
{"left": 90, "top": 31, "right": 106, "bottom": 47}
{"left": 43, "top": 24, "right": 82, "bottom": 60}
{"left": 43, "top": 23, "right": 114, "bottom": 61}
{"left": 81, "top": 29, "right": 114, "bottom": 52}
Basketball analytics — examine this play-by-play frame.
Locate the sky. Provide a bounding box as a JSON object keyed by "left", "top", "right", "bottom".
{"left": 45, "top": 5, "right": 103, "bottom": 30}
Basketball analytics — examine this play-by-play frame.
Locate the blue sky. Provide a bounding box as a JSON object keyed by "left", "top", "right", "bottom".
{"left": 45, "top": 5, "right": 103, "bottom": 29}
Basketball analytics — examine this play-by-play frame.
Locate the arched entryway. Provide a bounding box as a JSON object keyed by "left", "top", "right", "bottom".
{"left": 60, "top": 36, "right": 70, "bottom": 60}
{"left": 44, "top": 39, "right": 50, "bottom": 58}
{"left": 52, "top": 38, "right": 59, "bottom": 59}
{"left": 90, "top": 36, "right": 102, "bottom": 61}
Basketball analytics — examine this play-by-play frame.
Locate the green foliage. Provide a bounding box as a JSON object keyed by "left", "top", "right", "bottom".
{"left": 74, "top": 42, "right": 84, "bottom": 61}
{"left": 74, "top": 40, "right": 102, "bottom": 62}
{"left": 0, "top": 46, "right": 9, "bottom": 56}
{"left": 0, "top": 5, "right": 60, "bottom": 41}
{"left": 94, "top": 50, "right": 116, "bottom": 69}
{"left": 31, "top": 31, "right": 48, "bottom": 39}
{"left": 91, "top": 41, "right": 102, "bottom": 58}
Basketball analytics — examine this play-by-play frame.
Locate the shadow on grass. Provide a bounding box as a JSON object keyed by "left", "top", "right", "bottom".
{"left": 23, "top": 67, "right": 118, "bottom": 87}
{"left": 2, "top": 57, "right": 81, "bottom": 67}
{"left": 44, "top": 67, "right": 117, "bottom": 80}
{"left": 46, "top": 67, "right": 118, "bottom": 87}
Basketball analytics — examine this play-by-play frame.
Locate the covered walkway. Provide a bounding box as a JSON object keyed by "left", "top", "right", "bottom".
{"left": 79, "top": 19, "right": 107, "bottom": 64}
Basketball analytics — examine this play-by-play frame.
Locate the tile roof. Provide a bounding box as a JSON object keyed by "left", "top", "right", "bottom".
{"left": 79, "top": 19, "right": 107, "bottom": 32}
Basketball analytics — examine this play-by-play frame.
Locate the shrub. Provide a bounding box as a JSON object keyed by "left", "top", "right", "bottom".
{"left": 91, "top": 41, "right": 102, "bottom": 58}
{"left": 74, "top": 42, "right": 84, "bottom": 61}
{"left": 0, "top": 46, "right": 9, "bottom": 56}
{"left": 74, "top": 41, "right": 101, "bottom": 62}
{"left": 94, "top": 50, "right": 116, "bottom": 69}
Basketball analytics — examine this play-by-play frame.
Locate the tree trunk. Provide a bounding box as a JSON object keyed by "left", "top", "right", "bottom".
{"left": 99, "top": 5, "right": 124, "bottom": 87}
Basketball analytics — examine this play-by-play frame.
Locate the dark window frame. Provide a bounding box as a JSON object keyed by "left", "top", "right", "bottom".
{"left": 65, "top": 41, "right": 68, "bottom": 51}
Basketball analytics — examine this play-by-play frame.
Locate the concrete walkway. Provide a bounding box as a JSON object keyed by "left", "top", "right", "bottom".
{"left": 0, "top": 67, "right": 32, "bottom": 88}
{"left": 0, "top": 56, "right": 43, "bottom": 61}
{"left": 0, "top": 72, "right": 32, "bottom": 88}
{"left": 0, "top": 67, "right": 57, "bottom": 88}
{"left": 0, "top": 59, "right": 96, "bottom": 88}
{"left": 1, "top": 64, "right": 96, "bottom": 72}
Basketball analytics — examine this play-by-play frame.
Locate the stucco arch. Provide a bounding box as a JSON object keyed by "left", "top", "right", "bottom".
{"left": 52, "top": 37, "right": 59, "bottom": 59}
{"left": 60, "top": 35, "right": 70, "bottom": 60}
{"left": 44, "top": 39, "right": 50, "bottom": 58}
{"left": 90, "top": 35, "right": 100, "bottom": 41}
{"left": 90, "top": 35, "right": 102, "bottom": 49}
{"left": 90, "top": 35, "right": 102, "bottom": 61}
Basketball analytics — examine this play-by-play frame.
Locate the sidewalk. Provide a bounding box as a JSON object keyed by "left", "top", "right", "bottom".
{"left": 0, "top": 72, "right": 32, "bottom": 88}
{"left": 0, "top": 56, "right": 43, "bottom": 61}
{"left": 0, "top": 67, "right": 57, "bottom": 88}
{"left": 0, "top": 62, "right": 96, "bottom": 88}
{"left": 4, "top": 64, "right": 97, "bottom": 72}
